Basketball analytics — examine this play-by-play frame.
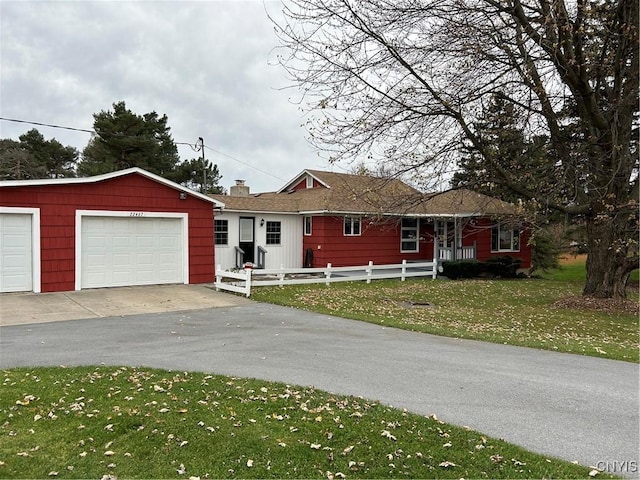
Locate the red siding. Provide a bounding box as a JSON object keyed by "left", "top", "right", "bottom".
{"left": 303, "top": 216, "right": 436, "bottom": 267}
{"left": 303, "top": 215, "right": 532, "bottom": 269}
{"left": 467, "top": 218, "right": 532, "bottom": 268}
{"left": 1, "top": 173, "right": 214, "bottom": 292}
{"left": 291, "top": 177, "right": 324, "bottom": 191}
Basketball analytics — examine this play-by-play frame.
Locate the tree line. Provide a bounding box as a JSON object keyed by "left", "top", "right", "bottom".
{"left": 0, "top": 101, "right": 223, "bottom": 194}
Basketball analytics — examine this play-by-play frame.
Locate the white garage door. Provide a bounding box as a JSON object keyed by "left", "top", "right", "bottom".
{"left": 0, "top": 213, "right": 33, "bottom": 293}
{"left": 81, "top": 216, "right": 184, "bottom": 289}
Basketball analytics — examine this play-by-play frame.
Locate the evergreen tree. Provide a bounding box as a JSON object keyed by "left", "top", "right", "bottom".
{"left": 0, "top": 130, "right": 77, "bottom": 180}
{"left": 174, "top": 158, "right": 224, "bottom": 194}
{"left": 452, "top": 95, "right": 555, "bottom": 205}
{"left": 19, "top": 129, "right": 77, "bottom": 178}
{"left": 78, "top": 101, "right": 180, "bottom": 179}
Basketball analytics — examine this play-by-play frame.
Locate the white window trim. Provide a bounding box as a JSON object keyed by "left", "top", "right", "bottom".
{"left": 306, "top": 175, "right": 313, "bottom": 188}
{"left": 400, "top": 217, "right": 419, "bottom": 253}
{"left": 75, "top": 210, "right": 189, "bottom": 291}
{"left": 491, "top": 223, "right": 521, "bottom": 252}
{"left": 0, "top": 206, "right": 41, "bottom": 293}
{"left": 214, "top": 219, "right": 229, "bottom": 246}
{"left": 343, "top": 217, "right": 361, "bottom": 236}
{"left": 265, "top": 220, "right": 282, "bottom": 245}
{"left": 304, "top": 216, "right": 312, "bottom": 236}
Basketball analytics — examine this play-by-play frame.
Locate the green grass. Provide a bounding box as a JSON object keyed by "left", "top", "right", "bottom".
{"left": 0, "top": 366, "right": 610, "bottom": 479}
{"left": 540, "top": 255, "right": 640, "bottom": 283}
{"left": 251, "top": 259, "right": 639, "bottom": 362}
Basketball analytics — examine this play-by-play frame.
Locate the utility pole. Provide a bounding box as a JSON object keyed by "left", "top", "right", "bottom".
{"left": 198, "top": 137, "right": 206, "bottom": 194}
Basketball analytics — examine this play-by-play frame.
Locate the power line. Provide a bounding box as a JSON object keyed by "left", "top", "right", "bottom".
{"left": 0, "top": 116, "right": 94, "bottom": 133}
{"left": 203, "top": 145, "right": 285, "bottom": 181}
{"left": 0, "top": 116, "right": 285, "bottom": 181}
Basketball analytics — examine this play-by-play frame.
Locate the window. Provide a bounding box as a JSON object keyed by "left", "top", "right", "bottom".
{"left": 401, "top": 217, "right": 419, "bottom": 252}
{"left": 304, "top": 216, "right": 312, "bottom": 236}
{"left": 214, "top": 219, "right": 228, "bottom": 245}
{"left": 491, "top": 223, "right": 520, "bottom": 252}
{"left": 306, "top": 175, "right": 313, "bottom": 188}
{"left": 266, "top": 221, "right": 281, "bottom": 245}
{"left": 343, "top": 217, "right": 361, "bottom": 236}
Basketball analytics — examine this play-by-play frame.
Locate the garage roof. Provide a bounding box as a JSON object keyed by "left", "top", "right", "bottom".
{"left": 0, "top": 167, "right": 225, "bottom": 208}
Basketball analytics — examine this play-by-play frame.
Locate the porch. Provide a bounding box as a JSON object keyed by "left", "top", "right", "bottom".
{"left": 437, "top": 242, "right": 477, "bottom": 261}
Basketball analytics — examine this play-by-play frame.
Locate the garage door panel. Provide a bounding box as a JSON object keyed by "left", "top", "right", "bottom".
{"left": 137, "top": 236, "right": 154, "bottom": 248}
{"left": 85, "top": 235, "right": 106, "bottom": 248}
{"left": 137, "top": 253, "right": 154, "bottom": 265}
{"left": 112, "top": 253, "right": 131, "bottom": 267}
{"left": 81, "top": 216, "right": 184, "bottom": 289}
{"left": 159, "top": 235, "right": 180, "bottom": 248}
{"left": 1, "top": 213, "right": 33, "bottom": 292}
{"left": 113, "top": 235, "right": 132, "bottom": 248}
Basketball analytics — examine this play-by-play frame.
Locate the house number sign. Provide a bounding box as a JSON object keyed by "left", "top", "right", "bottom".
{"left": 129, "top": 212, "right": 145, "bottom": 217}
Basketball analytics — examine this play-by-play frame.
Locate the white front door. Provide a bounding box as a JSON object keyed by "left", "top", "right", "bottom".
{"left": 80, "top": 216, "right": 184, "bottom": 289}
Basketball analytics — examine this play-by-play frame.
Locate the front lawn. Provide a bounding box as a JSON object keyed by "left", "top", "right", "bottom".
{"left": 251, "top": 258, "right": 639, "bottom": 362}
{"left": 0, "top": 366, "right": 609, "bottom": 479}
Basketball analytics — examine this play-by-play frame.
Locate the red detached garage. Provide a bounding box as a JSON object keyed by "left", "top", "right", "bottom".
{"left": 0, "top": 168, "right": 223, "bottom": 293}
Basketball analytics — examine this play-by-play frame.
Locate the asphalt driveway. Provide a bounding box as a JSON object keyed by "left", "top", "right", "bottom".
{"left": 0, "top": 299, "right": 638, "bottom": 476}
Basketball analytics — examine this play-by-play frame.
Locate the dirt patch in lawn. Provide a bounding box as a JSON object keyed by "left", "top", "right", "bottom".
{"left": 553, "top": 295, "right": 639, "bottom": 315}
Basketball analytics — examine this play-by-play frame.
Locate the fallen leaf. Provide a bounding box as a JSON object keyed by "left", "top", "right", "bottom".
{"left": 381, "top": 430, "right": 397, "bottom": 441}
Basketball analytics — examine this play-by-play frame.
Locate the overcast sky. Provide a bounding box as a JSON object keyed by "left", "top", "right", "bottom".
{"left": 0, "top": 0, "right": 327, "bottom": 193}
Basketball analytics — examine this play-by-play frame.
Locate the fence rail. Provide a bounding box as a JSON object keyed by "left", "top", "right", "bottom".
{"left": 215, "top": 260, "right": 438, "bottom": 297}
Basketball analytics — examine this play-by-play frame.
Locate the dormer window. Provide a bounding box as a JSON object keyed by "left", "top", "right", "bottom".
{"left": 306, "top": 175, "right": 313, "bottom": 188}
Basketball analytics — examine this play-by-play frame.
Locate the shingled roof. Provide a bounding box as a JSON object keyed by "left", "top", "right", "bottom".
{"left": 211, "top": 169, "right": 517, "bottom": 217}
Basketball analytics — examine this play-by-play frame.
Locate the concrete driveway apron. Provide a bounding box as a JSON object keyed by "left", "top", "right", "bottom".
{"left": 0, "top": 300, "right": 637, "bottom": 476}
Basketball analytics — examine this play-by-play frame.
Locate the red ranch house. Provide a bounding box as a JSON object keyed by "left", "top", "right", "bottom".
{"left": 211, "top": 170, "right": 532, "bottom": 271}
{"left": 0, "top": 168, "right": 223, "bottom": 293}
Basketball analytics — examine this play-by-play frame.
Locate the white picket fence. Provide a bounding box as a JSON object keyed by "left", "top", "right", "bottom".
{"left": 214, "top": 260, "right": 438, "bottom": 297}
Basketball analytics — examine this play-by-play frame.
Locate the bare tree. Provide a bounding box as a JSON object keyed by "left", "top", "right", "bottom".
{"left": 271, "top": 0, "right": 638, "bottom": 298}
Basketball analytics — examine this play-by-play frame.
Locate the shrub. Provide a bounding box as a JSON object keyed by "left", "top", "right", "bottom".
{"left": 484, "top": 256, "right": 522, "bottom": 278}
{"left": 529, "top": 229, "right": 562, "bottom": 273}
{"left": 441, "top": 260, "right": 484, "bottom": 279}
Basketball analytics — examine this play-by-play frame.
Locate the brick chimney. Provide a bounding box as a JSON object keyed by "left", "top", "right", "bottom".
{"left": 229, "top": 179, "right": 250, "bottom": 197}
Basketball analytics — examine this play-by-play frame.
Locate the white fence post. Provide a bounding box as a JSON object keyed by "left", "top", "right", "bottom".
{"left": 366, "top": 261, "right": 373, "bottom": 284}
{"left": 401, "top": 259, "right": 407, "bottom": 281}
{"left": 325, "top": 263, "right": 332, "bottom": 286}
{"left": 278, "top": 264, "right": 285, "bottom": 287}
{"left": 245, "top": 267, "right": 252, "bottom": 297}
{"left": 432, "top": 256, "right": 438, "bottom": 279}
{"left": 215, "top": 264, "right": 222, "bottom": 291}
